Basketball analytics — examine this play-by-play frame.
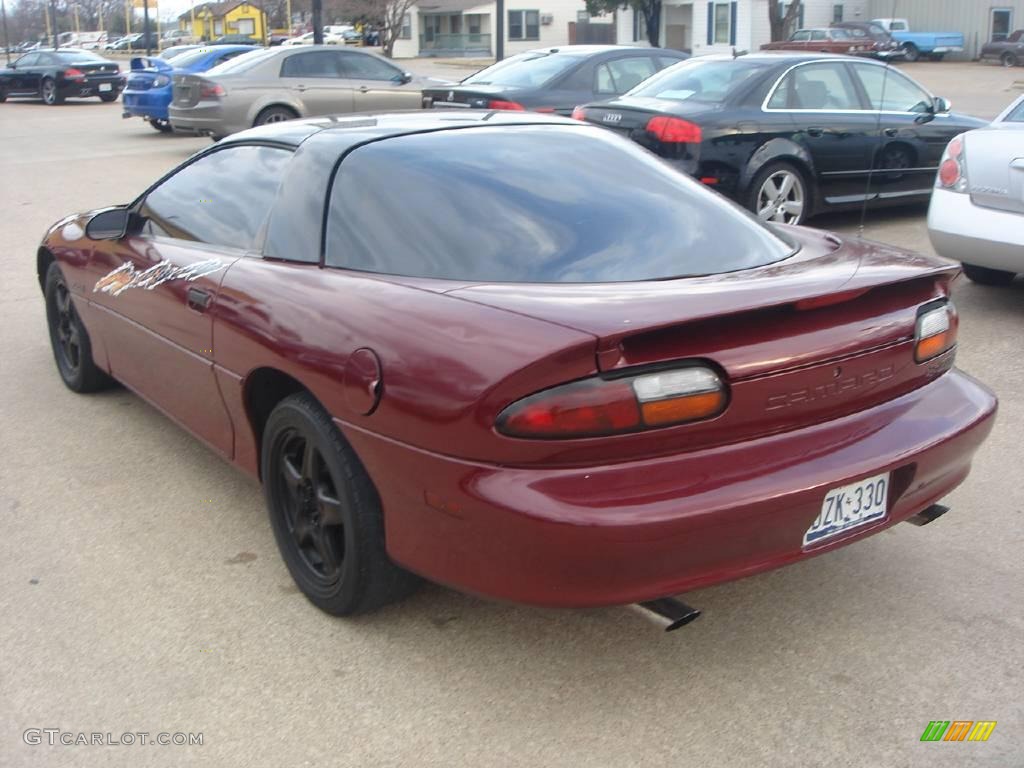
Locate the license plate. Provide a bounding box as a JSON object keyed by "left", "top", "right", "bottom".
{"left": 804, "top": 472, "right": 889, "bottom": 547}
{"left": 99, "top": 83, "right": 112, "bottom": 92}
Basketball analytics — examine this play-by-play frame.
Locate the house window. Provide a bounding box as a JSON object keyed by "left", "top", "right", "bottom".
{"left": 467, "top": 14, "right": 481, "bottom": 35}
{"left": 992, "top": 8, "right": 1012, "bottom": 41}
{"left": 450, "top": 14, "right": 462, "bottom": 34}
{"left": 832, "top": 4, "right": 843, "bottom": 23}
{"left": 509, "top": 10, "right": 540, "bottom": 40}
{"left": 633, "top": 9, "right": 644, "bottom": 41}
{"left": 236, "top": 18, "right": 255, "bottom": 35}
{"left": 214, "top": 21, "right": 223, "bottom": 35}
{"left": 400, "top": 13, "right": 412, "bottom": 40}
{"left": 713, "top": 3, "right": 730, "bottom": 44}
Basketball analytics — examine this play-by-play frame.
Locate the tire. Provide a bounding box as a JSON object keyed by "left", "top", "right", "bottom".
{"left": 254, "top": 105, "right": 298, "bottom": 127}
{"left": 41, "top": 77, "right": 64, "bottom": 105}
{"left": 99, "top": 91, "right": 119, "bottom": 102}
{"left": 747, "top": 161, "right": 809, "bottom": 226}
{"left": 928, "top": 53, "right": 945, "bottom": 62}
{"left": 44, "top": 262, "right": 113, "bottom": 393}
{"left": 902, "top": 43, "right": 920, "bottom": 63}
{"left": 1001, "top": 52, "right": 1019, "bottom": 68}
{"left": 148, "top": 118, "right": 173, "bottom": 133}
{"left": 0, "top": 88, "right": 7, "bottom": 103}
{"left": 962, "top": 263, "right": 1016, "bottom": 286}
{"left": 262, "top": 392, "right": 420, "bottom": 616}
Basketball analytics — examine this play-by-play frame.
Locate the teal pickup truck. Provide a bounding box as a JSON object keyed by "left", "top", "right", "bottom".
{"left": 872, "top": 18, "right": 965, "bottom": 61}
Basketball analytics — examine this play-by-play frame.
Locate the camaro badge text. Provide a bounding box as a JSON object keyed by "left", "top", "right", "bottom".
{"left": 94, "top": 259, "right": 224, "bottom": 297}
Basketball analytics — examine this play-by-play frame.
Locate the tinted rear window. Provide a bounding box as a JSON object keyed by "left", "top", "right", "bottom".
{"left": 463, "top": 52, "right": 582, "bottom": 87}
{"left": 325, "top": 125, "right": 795, "bottom": 283}
{"left": 54, "top": 50, "right": 106, "bottom": 63}
{"left": 205, "top": 47, "right": 277, "bottom": 75}
{"left": 628, "top": 58, "right": 774, "bottom": 103}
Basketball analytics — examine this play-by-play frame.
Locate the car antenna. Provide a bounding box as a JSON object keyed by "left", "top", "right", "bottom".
{"left": 858, "top": 0, "right": 899, "bottom": 239}
{"left": 731, "top": 47, "right": 748, "bottom": 59}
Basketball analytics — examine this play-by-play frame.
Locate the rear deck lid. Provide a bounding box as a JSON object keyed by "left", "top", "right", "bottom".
{"left": 967, "top": 127, "right": 1024, "bottom": 214}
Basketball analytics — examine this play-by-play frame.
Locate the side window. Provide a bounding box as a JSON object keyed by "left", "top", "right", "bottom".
{"left": 17, "top": 53, "right": 40, "bottom": 67}
{"left": 768, "top": 62, "right": 861, "bottom": 110}
{"left": 594, "top": 63, "right": 615, "bottom": 94}
{"left": 852, "top": 63, "right": 932, "bottom": 113}
{"left": 556, "top": 62, "right": 594, "bottom": 92}
{"left": 810, "top": 30, "right": 827, "bottom": 41}
{"left": 217, "top": 50, "right": 249, "bottom": 66}
{"left": 604, "top": 56, "right": 658, "bottom": 94}
{"left": 280, "top": 51, "right": 342, "bottom": 78}
{"left": 138, "top": 145, "right": 292, "bottom": 251}
{"left": 338, "top": 52, "right": 402, "bottom": 81}
{"left": 791, "top": 31, "right": 810, "bottom": 42}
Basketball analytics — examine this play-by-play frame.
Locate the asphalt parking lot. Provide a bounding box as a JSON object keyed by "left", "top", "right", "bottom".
{"left": 1, "top": 60, "right": 1022, "bottom": 768}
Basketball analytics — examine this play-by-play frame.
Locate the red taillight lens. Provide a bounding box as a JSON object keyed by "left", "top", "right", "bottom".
{"left": 497, "top": 365, "right": 727, "bottom": 439}
{"left": 938, "top": 159, "right": 961, "bottom": 187}
{"left": 487, "top": 99, "right": 525, "bottom": 111}
{"left": 199, "top": 83, "right": 226, "bottom": 98}
{"left": 571, "top": 106, "right": 587, "bottom": 121}
{"left": 646, "top": 115, "right": 702, "bottom": 143}
{"left": 64, "top": 68, "right": 85, "bottom": 81}
{"left": 937, "top": 134, "right": 967, "bottom": 191}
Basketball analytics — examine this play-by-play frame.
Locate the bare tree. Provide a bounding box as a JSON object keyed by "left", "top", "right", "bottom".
{"left": 768, "top": 0, "right": 802, "bottom": 42}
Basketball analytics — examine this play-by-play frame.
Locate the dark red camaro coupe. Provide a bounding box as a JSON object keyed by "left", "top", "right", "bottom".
{"left": 39, "top": 112, "right": 996, "bottom": 623}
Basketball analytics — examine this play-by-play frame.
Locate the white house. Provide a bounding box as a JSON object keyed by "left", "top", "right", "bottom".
{"left": 391, "top": 0, "right": 872, "bottom": 58}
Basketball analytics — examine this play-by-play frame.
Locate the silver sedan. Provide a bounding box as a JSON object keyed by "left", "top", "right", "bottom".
{"left": 927, "top": 93, "right": 1024, "bottom": 285}
{"left": 169, "top": 46, "right": 446, "bottom": 139}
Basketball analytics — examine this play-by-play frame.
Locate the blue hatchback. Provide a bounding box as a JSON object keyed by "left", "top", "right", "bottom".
{"left": 122, "top": 45, "right": 256, "bottom": 132}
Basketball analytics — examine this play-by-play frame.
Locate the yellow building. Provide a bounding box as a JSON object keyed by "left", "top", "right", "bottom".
{"left": 179, "top": 2, "right": 268, "bottom": 43}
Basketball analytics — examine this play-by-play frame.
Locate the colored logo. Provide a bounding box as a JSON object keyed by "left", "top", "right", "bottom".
{"left": 920, "top": 721, "right": 996, "bottom": 742}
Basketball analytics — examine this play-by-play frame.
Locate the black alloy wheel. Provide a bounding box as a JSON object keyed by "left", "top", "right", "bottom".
{"left": 44, "top": 262, "right": 112, "bottom": 392}
{"left": 262, "top": 392, "right": 419, "bottom": 616}
{"left": 41, "top": 77, "right": 63, "bottom": 105}
{"left": 148, "top": 117, "right": 173, "bottom": 132}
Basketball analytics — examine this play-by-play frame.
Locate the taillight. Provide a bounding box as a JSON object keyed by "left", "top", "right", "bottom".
{"left": 937, "top": 134, "right": 968, "bottom": 192}
{"left": 64, "top": 68, "right": 85, "bottom": 81}
{"left": 487, "top": 99, "right": 524, "bottom": 111}
{"left": 153, "top": 74, "right": 171, "bottom": 88}
{"left": 914, "top": 302, "right": 957, "bottom": 362}
{"left": 571, "top": 106, "right": 587, "bottom": 121}
{"left": 646, "top": 115, "right": 702, "bottom": 143}
{"left": 199, "top": 82, "right": 226, "bottom": 98}
{"left": 497, "top": 364, "right": 727, "bottom": 439}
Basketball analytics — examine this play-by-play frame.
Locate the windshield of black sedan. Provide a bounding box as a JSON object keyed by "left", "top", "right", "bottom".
{"left": 325, "top": 125, "right": 796, "bottom": 283}
{"left": 462, "top": 52, "right": 580, "bottom": 87}
{"left": 628, "top": 59, "right": 773, "bottom": 103}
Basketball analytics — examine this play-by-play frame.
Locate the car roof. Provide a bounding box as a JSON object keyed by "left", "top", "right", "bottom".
{"left": 221, "top": 110, "right": 577, "bottom": 151}
{"left": 521, "top": 44, "right": 682, "bottom": 57}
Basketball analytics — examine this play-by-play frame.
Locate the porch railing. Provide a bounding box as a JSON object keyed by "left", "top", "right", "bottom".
{"left": 419, "top": 33, "right": 492, "bottom": 52}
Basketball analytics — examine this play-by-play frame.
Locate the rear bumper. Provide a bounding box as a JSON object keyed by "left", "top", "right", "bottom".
{"left": 343, "top": 369, "right": 996, "bottom": 608}
{"left": 122, "top": 90, "right": 170, "bottom": 120}
{"left": 928, "top": 187, "right": 1024, "bottom": 273}
{"left": 168, "top": 105, "right": 232, "bottom": 136}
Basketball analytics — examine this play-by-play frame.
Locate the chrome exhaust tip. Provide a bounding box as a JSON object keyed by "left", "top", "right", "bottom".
{"left": 905, "top": 503, "right": 950, "bottom": 527}
{"left": 629, "top": 597, "right": 701, "bottom": 632}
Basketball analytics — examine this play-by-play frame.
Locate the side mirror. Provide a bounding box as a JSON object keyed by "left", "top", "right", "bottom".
{"left": 85, "top": 207, "right": 131, "bottom": 240}
{"left": 400, "top": 71, "right": 413, "bottom": 85}
{"left": 933, "top": 96, "right": 952, "bottom": 113}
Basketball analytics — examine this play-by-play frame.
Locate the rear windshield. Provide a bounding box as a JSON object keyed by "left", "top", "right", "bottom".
{"left": 628, "top": 58, "right": 773, "bottom": 103}
{"left": 54, "top": 50, "right": 106, "bottom": 62}
{"left": 325, "top": 125, "right": 795, "bottom": 283}
{"left": 205, "top": 47, "right": 277, "bottom": 75}
{"left": 1003, "top": 98, "right": 1024, "bottom": 122}
{"left": 166, "top": 48, "right": 221, "bottom": 68}
{"left": 462, "top": 52, "right": 582, "bottom": 88}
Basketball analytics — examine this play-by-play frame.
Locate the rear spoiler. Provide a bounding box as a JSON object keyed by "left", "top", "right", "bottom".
{"left": 130, "top": 56, "right": 172, "bottom": 72}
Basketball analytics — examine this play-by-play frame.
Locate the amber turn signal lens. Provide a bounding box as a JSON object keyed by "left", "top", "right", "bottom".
{"left": 914, "top": 304, "right": 956, "bottom": 362}
{"left": 640, "top": 390, "right": 727, "bottom": 426}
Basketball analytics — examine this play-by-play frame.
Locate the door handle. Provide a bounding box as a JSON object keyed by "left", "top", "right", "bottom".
{"left": 883, "top": 127, "right": 898, "bottom": 137}
{"left": 294, "top": 84, "right": 306, "bottom": 92}
{"left": 186, "top": 287, "right": 212, "bottom": 312}
{"left": 806, "top": 127, "right": 824, "bottom": 137}
{"left": 358, "top": 86, "right": 369, "bottom": 93}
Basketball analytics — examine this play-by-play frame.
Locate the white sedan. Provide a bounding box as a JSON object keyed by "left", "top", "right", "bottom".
{"left": 281, "top": 30, "right": 345, "bottom": 46}
{"left": 928, "top": 94, "right": 1024, "bottom": 285}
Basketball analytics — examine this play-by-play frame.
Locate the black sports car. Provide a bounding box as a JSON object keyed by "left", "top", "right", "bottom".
{"left": 575, "top": 53, "right": 986, "bottom": 224}
{"left": 0, "top": 48, "right": 122, "bottom": 105}
{"left": 425, "top": 45, "right": 688, "bottom": 116}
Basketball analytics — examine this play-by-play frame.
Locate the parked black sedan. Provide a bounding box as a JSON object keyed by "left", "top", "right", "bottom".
{"left": 0, "top": 48, "right": 122, "bottom": 104}
{"left": 425, "top": 45, "right": 688, "bottom": 116}
{"left": 575, "top": 53, "right": 986, "bottom": 224}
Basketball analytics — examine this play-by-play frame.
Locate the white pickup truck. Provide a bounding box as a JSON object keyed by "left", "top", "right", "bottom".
{"left": 872, "top": 18, "right": 965, "bottom": 62}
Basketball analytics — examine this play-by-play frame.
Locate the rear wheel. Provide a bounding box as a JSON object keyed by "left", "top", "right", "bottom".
{"left": 44, "top": 262, "right": 113, "bottom": 393}
{"left": 262, "top": 392, "right": 420, "bottom": 616}
{"left": 962, "top": 263, "right": 1016, "bottom": 286}
{"left": 254, "top": 105, "right": 298, "bottom": 127}
{"left": 928, "top": 53, "right": 945, "bottom": 62}
{"left": 902, "top": 43, "right": 920, "bottom": 62}
{"left": 99, "top": 91, "right": 119, "bottom": 102}
{"left": 0, "top": 87, "right": 7, "bottom": 103}
{"left": 41, "top": 77, "right": 64, "bottom": 105}
{"left": 148, "top": 117, "right": 173, "bottom": 132}
{"left": 748, "top": 162, "right": 808, "bottom": 226}
{"left": 1002, "top": 52, "right": 1019, "bottom": 68}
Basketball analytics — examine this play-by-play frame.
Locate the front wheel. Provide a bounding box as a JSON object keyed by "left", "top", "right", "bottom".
{"left": 1002, "top": 52, "right": 1019, "bottom": 68}
{"left": 41, "top": 77, "right": 64, "bottom": 105}
{"left": 254, "top": 105, "right": 298, "bottom": 126}
{"left": 262, "top": 392, "right": 420, "bottom": 616}
{"left": 44, "top": 262, "right": 113, "bottom": 392}
{"left": 99, "top": 91, "right": 119, "bottom": 102}
{"left": 748, "top": 162, "right": 809, "bottom": 226}
{"left": 0, "top": 87, "right": 7, "bottom": 103}
{"left": 962, "top": 263, "right": 1016, "bottom": 286}
{"left": 902, "top": 43, "right": 920, "bottom": 62}
{"left": 148, "top": 117, "right": 173, "bottom": 133}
